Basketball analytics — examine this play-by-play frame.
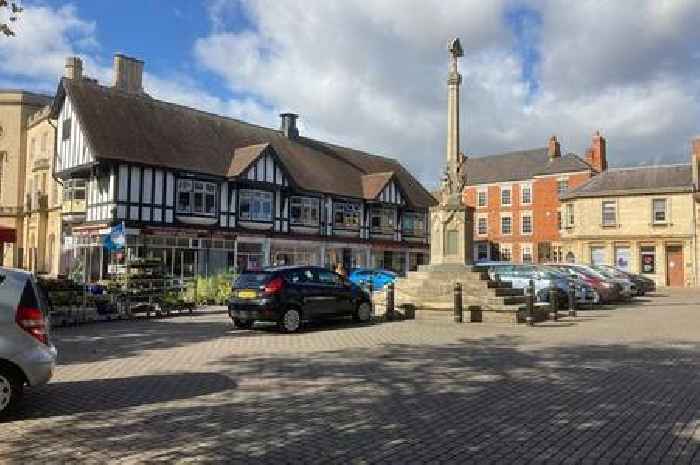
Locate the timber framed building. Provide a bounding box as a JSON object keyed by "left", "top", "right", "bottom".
{"left": 51, "top": 56, "right": 435, "bottom": 281}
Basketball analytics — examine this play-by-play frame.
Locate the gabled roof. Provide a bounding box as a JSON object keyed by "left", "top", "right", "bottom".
{"left": 52, "top": 78, "right": 436, "bottom": 208}
{"left": 463, "top": 148, "right": 592, "bottom": 185}
{"left": 361, "top": 172, "right": 394, "bottom": 199}
{"left": 561, "top": 164, "right": 694, "bottom": 200}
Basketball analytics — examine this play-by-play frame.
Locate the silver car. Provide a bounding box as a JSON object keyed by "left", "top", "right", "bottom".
{"left": 0, "top": 268, "right": 57, "bottom": 416}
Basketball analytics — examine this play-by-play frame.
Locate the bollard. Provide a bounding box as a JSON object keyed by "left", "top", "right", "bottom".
{"left": 386, "top": 281, "right": 395, "bottom": 321}
{"left": 526, "top": 279, "right": 535, "bottom": 326}
{"left": 549, "top": 287, "right": 559, "bottom": 321}
{"left": 454, "top": 282, "right": 463, "bottom": 323}
{"left": 568, "top": 282, "right": 577, "bottom": 317}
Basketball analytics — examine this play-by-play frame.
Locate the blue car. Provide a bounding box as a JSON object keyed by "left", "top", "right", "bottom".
{"left": 348, "top": 268, "right": 396, "bottom": 290}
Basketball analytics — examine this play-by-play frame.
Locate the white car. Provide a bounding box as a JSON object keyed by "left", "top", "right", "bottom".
{"left": 0, "top": 268, "right": 57, "bottom": 416}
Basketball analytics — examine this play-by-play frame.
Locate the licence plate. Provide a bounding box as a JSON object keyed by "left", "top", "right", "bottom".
{"left": 237, "top": 290, "right": 257, "bottom": 299}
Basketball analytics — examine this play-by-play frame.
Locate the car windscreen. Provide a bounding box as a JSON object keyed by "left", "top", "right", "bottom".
{"left": 234, "top": 272, "right": 272, "bottom": 288}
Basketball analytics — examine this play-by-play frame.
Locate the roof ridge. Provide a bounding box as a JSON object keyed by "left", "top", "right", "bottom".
{"left": 607, "top": 163, "right": 691, "bottom": 171}
{"left": 472, "top": 146, "right": 547, "bottom": 159}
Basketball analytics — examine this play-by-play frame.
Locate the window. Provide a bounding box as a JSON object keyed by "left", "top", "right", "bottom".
{"left": 477, "top": 190, "right": 487, "bottom": 207}
{"left": 640, "top": 246, "right": 656, "bottom": 274}
{"left": 566, "top": 203, "right": 574, "bottom": 227}
{"left": 499, "top": 244, "right": 512, "bottom": 261}
{"left": 501, "top": 216, "right": 512, "bottom": 235}
{"left": 557, "top": 179, "right": 569, "bottom": 196}
{"left": 63, "top": 179, "right": 86, "bottom": 202}
{"left": 30, "top": 138, "right": 36, "bottom": 158}
{"left": 176, "top": 179, "right": 217, "bottom": 215}
{"left": 501, "top": 187, "right": 511, "bottom": 206}
{"left": 334, "top": 202, "right": 361, "bottom": 228}
{"left": 521, "top": 214, "right": 532, "bottom": 234}
{"left": 477, "top": 216, "right": 488, "bottom": 235}
{"left": 371, "top": 208, "right": 395, "bottom": 232}
{"left": 476, "top": 242, "right": 489, "bottom": 261}
{"left": 315, "top": 269, "right": 341, "bottom": 285}
{"left": 402, "top": 212, "right": 425, "bottom": 236}
{"left": 521, "top": 184, "right": 532, "bottom": 204}
{"left": 522, "top": 244, "right": 533, "bottom": 263}
{"left": 290, "top": 197, "right": 320, "bottom": 226}
{"left": 239, "top": 189, "right": 272, "bottom": 221}
{"left": 652, "top": 199, "right": 667, "bottom": 223}
{"left": 62, "top": 118, "right": 71, "bottom": 141}
{"left": 41, "top": 132, "right": 48, "bottom": 153}
{"left": 602, "top": 200, "right": 616, "bottom": 226}
{"left": 557, "top": 211, "right": 562, "bottom": 230}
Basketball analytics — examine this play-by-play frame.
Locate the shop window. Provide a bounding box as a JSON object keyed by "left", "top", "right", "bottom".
{"left": 290, "top": 196, "right": 320, "bottom": 226}
{"left": 640, "top": 246, "right": 656, "bottom": 274}
{"left": 476, "top": 243, "right": 489, "bottom": 261}
{"left": 402, "top": 212, "right": 425, "bottom": 236}
{"left": 333, "top": 202, "right": 361, "bottom": 229}
{"left": 371, "top": 208, "right": 395, "bottom": 232}
{"left": 177, "top": 179, "right": 217, "bottom": 216}
{"left": 652, "top": 199, "right": 667, "bottom": 224}
{"left": 239, "top": 189, "right": 273, "bottom": 221}
{"left": 501, "top": 216, "right": 512, "bottom": 235}
{"left": 602, "top": 201, "right": 616, "bottom": 226}
{"left": 501, "top": 187, "right": 511, "bottom": 206}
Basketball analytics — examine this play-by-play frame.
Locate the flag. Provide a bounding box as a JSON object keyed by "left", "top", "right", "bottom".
{"left": 103, "top": 222, "right": 126, "bottom": 251}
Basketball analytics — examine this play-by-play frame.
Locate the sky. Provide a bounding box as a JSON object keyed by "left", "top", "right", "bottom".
{"left": 1, "top": 0, "right": 699, "bottom": 190}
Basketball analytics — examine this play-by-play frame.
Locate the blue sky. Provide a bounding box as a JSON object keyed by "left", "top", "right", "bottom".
{"left": 1, "top": 1, "right": 698, "bottom": 187}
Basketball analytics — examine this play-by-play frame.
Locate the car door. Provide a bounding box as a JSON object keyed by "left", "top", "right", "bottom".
{"left": 314, "top": 269, "right": 353, "bottom": 316}
{"left": 294, "top": 268, "right": 326, "bottom": 318}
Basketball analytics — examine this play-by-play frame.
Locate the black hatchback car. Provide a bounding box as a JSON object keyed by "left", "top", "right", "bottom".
{"left": 228, "top": 266, "right": 373, "bottom": 332}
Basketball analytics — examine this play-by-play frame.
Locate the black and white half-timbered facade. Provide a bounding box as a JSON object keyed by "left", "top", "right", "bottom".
{"left": 51, "top": 55, "right": 435, "bottom": 281}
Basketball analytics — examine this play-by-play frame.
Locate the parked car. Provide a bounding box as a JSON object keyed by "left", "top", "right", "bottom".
{"left": 547, "top": 264, "right": 624, "bottom": 303}
{"left": 0, "top": 268, "right": 57, "bottom": 417}
{"left": 228, "top": 266, "right": 373, "bottom": 333}
{"left": 347, "top": 268, "right": 396, "bottom": 290}
{"left": 594, "top": 265, "right": 655, "bottom": 295}
{"left": 585, "top": 266, "right": 637, "bottom": 300}
{"left": 476, "top": 263, "right": 595, "bottom": 307}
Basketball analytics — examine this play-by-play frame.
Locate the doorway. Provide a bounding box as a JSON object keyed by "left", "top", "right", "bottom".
{"left": 665, "top": 246, "right": 684, "bottom": 287}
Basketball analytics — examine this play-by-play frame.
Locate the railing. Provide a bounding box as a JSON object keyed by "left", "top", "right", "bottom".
{"left": 33, "top": 157, "right": 51, "bottom": 171}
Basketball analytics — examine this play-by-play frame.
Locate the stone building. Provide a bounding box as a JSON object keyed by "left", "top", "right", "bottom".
{"left": 0, "top": 90, "right": 53, "bottom": 267}
{"left": 23, "top": 105, "right": 62, "bottom": 275}
{"left": 461, "top": 132, "right": 607, "bottom": 263}
{"left": 560, "top": 139, "right": 700, "bottom": 287}
{"left": 50, "top": 55, "right": 435, "bottom": 282}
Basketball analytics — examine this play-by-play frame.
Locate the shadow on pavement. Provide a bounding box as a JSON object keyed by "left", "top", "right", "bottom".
{"left": 3, "top": 336, "right": 699, "bottom": 463}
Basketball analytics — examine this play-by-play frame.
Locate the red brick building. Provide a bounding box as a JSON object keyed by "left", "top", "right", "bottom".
{"left": 462, "top": 132, "right": 608, "bottom": 263}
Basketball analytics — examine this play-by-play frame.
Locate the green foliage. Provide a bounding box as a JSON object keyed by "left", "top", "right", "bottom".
{"left": 184, "top": 274, "right": 235, "bottom": 305}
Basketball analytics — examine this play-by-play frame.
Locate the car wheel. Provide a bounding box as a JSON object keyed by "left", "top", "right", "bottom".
{"left": 232, "top": 318, "right": 254, "bottom": 329}
{"left": 279, "top": 308, "right": 302, "bottom": 333}
{"left": 354, "top": 301, "right": 372, "bottom": 323}
{"left": 0, "top": 367, "right": 23, "bottom": 417}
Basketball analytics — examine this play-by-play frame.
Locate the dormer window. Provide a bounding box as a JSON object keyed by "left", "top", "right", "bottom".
{"left": 239, "top": 189, "right": 273, "bottom": 221}
{"left": 371, "top": 207, "right": 395, "bottom": 233}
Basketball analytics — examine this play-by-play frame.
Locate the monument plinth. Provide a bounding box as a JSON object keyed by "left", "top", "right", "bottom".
{"left": 390, "top": 38, "right": 534, "bottom": 323}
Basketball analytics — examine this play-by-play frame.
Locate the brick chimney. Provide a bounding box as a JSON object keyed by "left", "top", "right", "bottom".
{"left": 280, "top": 113, "right": 299, "bottom": 139}
{"left": 586, "top": 130, "right": 608, "bottom": 172}
{"left": 547, "top": 135, "right": 561, "bottom": 159}
{"left": 692, "top": 137, "right": 700, "bottom": 191}
{"left": 113, "top": 53, "right": 144, "bottom": 94}
{"left": 64, "top": 56, "right": 83, "bottom": 80}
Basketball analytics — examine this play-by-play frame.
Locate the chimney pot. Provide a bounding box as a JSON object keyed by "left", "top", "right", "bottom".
{"left": 280, "top": 113, "right": 299, "bottom": 139}
{"left": 113, "top": 53, "right": 144, "bottom": 94}
{"left": 65, "top": 56, "right": 83, "bottom": 80}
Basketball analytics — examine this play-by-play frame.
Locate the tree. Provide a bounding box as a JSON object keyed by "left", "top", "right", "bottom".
{"left": 0, "top": 1, "right": 22, "bottom": 38}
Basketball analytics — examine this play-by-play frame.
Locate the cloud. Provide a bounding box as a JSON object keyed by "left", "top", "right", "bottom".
{"left": 195, "top": 0, "right": 700, "bottom": 186}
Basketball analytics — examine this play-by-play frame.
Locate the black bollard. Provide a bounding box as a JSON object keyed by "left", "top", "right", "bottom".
{"left": 386, "top": 281, "right": 395, "bottom": 321}
{"left": 454, "top": 282, "right": 463, "bottom": 323}
{"left": 549, "top": 287, "right": 559, "bottom": 321}
{"left": 526, "top": 279, "right": 535, "bottom": 326}
{"left": 568, "top": 282, "right": 577, "bottom": 317}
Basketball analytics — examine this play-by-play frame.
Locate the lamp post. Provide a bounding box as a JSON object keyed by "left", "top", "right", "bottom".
{"left": 526, "top": 279, "right": 535, "bottom": 326}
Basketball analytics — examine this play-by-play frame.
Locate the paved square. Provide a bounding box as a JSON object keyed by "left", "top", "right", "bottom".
{"left": 1, "top": 290, "right": 699, "bottom": 464}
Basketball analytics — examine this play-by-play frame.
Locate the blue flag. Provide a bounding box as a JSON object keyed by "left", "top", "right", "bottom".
{"left": 103, "top": 222, "right": 126, "bottom": 251}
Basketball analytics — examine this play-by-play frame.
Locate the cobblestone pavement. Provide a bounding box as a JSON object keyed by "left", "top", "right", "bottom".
{"left": 1, "top": 289, "right": 699, "bottom": 464}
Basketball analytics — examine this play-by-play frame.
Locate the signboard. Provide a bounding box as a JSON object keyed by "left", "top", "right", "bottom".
{"left": 103, "top": 222, "right": 126, "bottom": 252}
{"left": 641, "top": 249, "right": 655, "bottom": 274}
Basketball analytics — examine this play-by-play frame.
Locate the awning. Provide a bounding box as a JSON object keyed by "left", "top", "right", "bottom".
{"left": 0, "top": 227, "right": 16, "bottom": 243}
